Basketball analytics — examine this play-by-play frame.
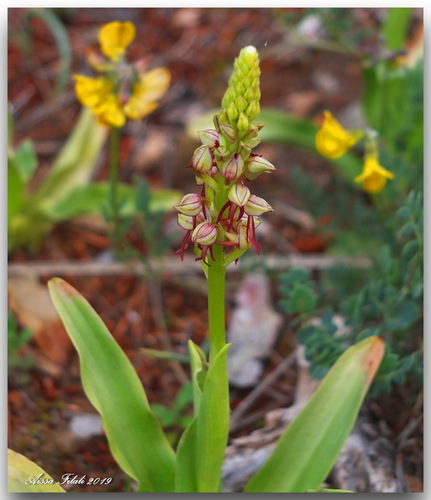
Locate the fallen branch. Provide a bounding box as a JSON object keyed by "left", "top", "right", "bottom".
{"left": 8, "top": 253, "right": 372, "bottom": 278}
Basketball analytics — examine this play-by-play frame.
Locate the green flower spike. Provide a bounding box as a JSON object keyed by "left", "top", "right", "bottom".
{"left": 178, "top": 45, "right": 274, "bottom": 267}
{"left": 217, "top": 46, "right": 261, "bottom": 146}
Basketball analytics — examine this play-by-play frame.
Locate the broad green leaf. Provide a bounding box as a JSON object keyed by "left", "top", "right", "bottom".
{"left": 8, "top": 109, "right": 108, "bottom": 252}
{"left": 244, "top": 336, "right": 384, "bottom": 492}
{"left": 8, "top": 449, "right": 66, "bottom": 492}
{"left": 175, "top": 417, "right": 198, "bottom": 492}
{"left": 175, "top": 343, "right": 230, "bottom": 492}
{"left": 309, "top": 488, "right": 353, "bottom": 493}
{"left": 195, "top": 343, "right": 230, "bottom": 492}
{"left": 174, "top": 340, "right": 206, "bottom": 495}
{"left": 32, "top": 108, "right": 107, "bottom": 212}
{"left": 44, "top": 182, "right": 181, "bottom": 221}
{"left": 48, "top": 278, "right": 176, "bottom": 492}
{"left": 12, "top": 139, "right": 38, "bottom": 181}
{"left": 188, "top": 108, "right": 362, "bottom": 181}
{"left": 7, "top": 159, "right": 26, "bottom": 224}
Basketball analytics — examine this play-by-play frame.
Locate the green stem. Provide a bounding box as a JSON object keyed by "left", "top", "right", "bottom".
{"left": 207, "top": 174, "right": 229, "bottom": 362}
{"left": 207, "top": 243, "right": 226, "bottom": 363}
{"left": 108, "top": 126, "right": 121, "bottom": 251}
{"left": 206, "top": 242, "right": 229, "bottom": 493}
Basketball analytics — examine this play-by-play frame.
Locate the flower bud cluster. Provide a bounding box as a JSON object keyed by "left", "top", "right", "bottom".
{"left": 220, "top": 45, "right": 261, "bottom": 134}
{"left": 175, "top": 46, "right": 275, "bottom": 266}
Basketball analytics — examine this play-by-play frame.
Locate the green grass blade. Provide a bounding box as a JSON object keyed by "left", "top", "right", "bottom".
{"left": 48, "top": 278, "right": 176, "bottom": 492}
{"left": 8, "top": 449, "right": 66, "bottom": 492}
{"left": 24, "top": 8, "right": 72, "bottom": 93}
{"left": 244, "top": 336, "right": 384, "bottom": 492}
{"left": 141, "top": 347, "right": 190, "bottom": 364}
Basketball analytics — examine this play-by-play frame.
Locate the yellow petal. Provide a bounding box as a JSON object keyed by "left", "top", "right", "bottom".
{"left": 123, "top": 98, "right": 158, "bottom": 120}
{"left": 364, "top": 156, "right": 394, "bottom": 179}
{"left": 363, "top": 172, "right": 387, "bottom": 193}
{"left": 86, "top": 46, "right": 112, "bottom": 73}
{"left": 315, "top": 111, "right": 359, "bottom": 159}
{"left": 93, "top": 94, "right": 126, "bottom": 127}
{"left": 123, "top": 67, "right": 171, "bottom": 120}
{"left": 355, "top": 155, "right": 394, "bottom": 193}
{"left": 354, "top": 159, "right": 374, "bottom": 183}
{"left": 316, "top": 129, "right": 351, "bottom": 159}
{"left": 73, "top": 74, "right": 111, "bottom": 107}
{"left": 374, "top": 163, "right": 395, "bottom": 179}
{"left": 138, "top": 67, "right": 171, "bottom": 101}
{"left": 98, "top": 21, "right": 136, "bottom": 62}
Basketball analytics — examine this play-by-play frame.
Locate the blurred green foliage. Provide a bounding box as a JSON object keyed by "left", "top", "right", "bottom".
{"left": 8, "top": 107, "right": 107, "bottom": 252}
{"left": 151, "top": 382, "right": 194, "bottom": 445}
{"left": 100, "top": 177, "right": 180, "bottom": 265}
{"left": 279, "top": 269, "right": 318, "bottom": 316}
{"left": 9, "top": 8, "right": 72, "bottom": 93}
{"left": 8, "top": 105, "right": 180, "bottom": 254}
{"left": 8, "top": 311, "right": 33, "bottom": 360}
{"left": 275, "top": 7, "right": 376, "bottom": 54}
{"left": 280, "top": 189, "right": 423, "bottom": 394}
{"left": 278, "top": 8, "right": 422, "bottom": 397}
{"left": 8, "top": 311, "right": 34, "bottom": 381}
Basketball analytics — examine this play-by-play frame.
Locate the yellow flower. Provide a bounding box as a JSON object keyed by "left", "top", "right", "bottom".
{"left": 74, "top": 74, "right": 111, "bottom": 107}
{"left": 93, "top": 93, "right": 126, "bottom": 128}
{"left": 98, "top": 21, "right": 136, "bottom": 62}
{"left": 73, "top": 74, "right": 125, "bottom": 127}
{"left": 123, "top": 67, "right": 171, "bottom": 120}
{"left": 355, "top": 155, "right": 395, "bottom": 193}
{"left": 316, "top": 111, "right": 361, "bottom": 159}
{"left": 73, "top": 21, "right": 170, "bottom": 128}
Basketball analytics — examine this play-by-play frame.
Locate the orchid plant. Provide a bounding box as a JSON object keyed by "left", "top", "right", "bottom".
{"left": 9, "top": 40, "right": 385, "bottom": 493}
